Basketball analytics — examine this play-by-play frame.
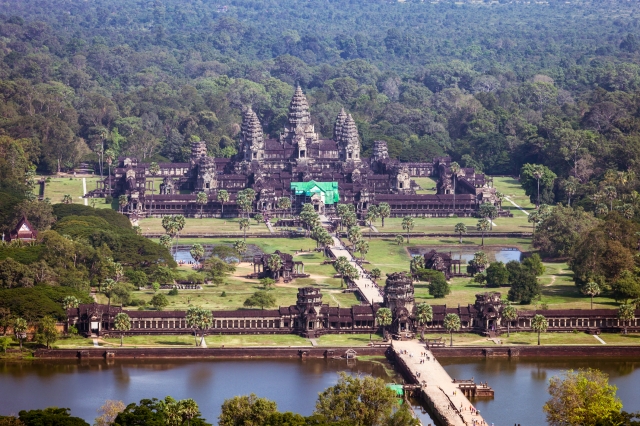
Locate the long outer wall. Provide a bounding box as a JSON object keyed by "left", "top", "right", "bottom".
{"left": 34, "top": 346, "right": 388, "bottom": 359}
{"left": 34, "top": 345, "right": 640, "bottom": 359}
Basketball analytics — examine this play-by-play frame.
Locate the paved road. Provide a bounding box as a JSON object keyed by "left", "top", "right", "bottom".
{"left": 393, "top": 340, "right": 488, "bottom": 426}
{"left": 328, "top": 235, "right": 383, "bottom": 305}
{"left": 319, "top": 215, "right": 383, "bottom": 305}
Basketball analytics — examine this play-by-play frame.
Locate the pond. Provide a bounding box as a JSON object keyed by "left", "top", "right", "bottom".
{"left": 408, "top": 246, "right": 522, "bottom": 264}
{"left": 171, "top": 243, "right": 264, "bottom": 263}
{"left": 0, "top": 358, "right": 435, "bottom": 425}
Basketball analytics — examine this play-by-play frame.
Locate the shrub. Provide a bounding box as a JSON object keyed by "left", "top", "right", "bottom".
{"left": 168, "top": 288, "right": 178, "bottom": 296}
{"left": 220, "top": 291, "right": 227, "bottom": 297}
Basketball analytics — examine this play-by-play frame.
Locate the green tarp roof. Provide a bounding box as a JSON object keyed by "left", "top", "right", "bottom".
{"left": 290, "top": 181, "right": 339, "bottom": 205}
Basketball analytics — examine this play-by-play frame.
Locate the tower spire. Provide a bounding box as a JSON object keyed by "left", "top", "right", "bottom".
{"left": 242, "top": 106, "right": 264, "bottom": 162}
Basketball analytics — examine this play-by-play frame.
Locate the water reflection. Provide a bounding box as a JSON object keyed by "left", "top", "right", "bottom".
{"left": 409, "top": 247, "right": 522, "bottom": 264}
{"left": 440, "top": 357, "right": 640, "bottom": 425}
{"left": 0, "top": 358, "right": 434, "bottom": 425}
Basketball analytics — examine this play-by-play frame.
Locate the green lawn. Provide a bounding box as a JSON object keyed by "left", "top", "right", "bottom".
{"left": 115, "top": 237, "right": 358, "bottom": 311}
{"left": 41, "top": 176, "right": 102, "bottom": 204}
{"left": 413, "top": 177, "right": 438, "bottom": 194}
{"left": 140, "top": 217, "right": 271, "bottom": 235}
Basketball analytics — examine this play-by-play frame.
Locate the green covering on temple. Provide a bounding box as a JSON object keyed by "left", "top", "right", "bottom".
{"left": 290, "top": 181, "right": 339, "bottom": 205}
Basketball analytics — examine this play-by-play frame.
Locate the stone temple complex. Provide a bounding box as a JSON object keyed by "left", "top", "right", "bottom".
{"left": 91, "top": 86, "right": 504, "bottom": 218}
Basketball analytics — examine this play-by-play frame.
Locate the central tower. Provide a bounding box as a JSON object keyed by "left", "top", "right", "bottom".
{"left": 280, "top": 86, "right": 318, "bottom": 158}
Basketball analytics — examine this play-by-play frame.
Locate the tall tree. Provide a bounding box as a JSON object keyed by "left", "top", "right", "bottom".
{"left": 217, "top": 190, "right": 229, "bottom": 217}
{"left": 618, "top": 304, "right": 635, "bottom": 335}
{"left": 376, "top": 307, "right": 392, "bottom": 339}
{"left": 113, "top": 312, "right": 131, "bottom": 347}
{"left": 401, "top": 216, "right": 414, "bottom": 243}
{"left": 443, "top": 313, "right": 461, "bottom": 347}
{"left": 582, "top": 282, "right": 601, "bottom": 309}
{"left": 238, "top": 218, "right": 250, "bottom": 242}
{"left": 377, "top": 203, "right": 391, "bottom": 228}
{"left": 450, "top": 161, "right": 460, "bottom": 211}
{"left": 531, "top": 314, "right": 548, "bottom": 345}
{"left": 190, "top": 244, "right": 205, "bottom": 267}
{"left": 476, "top": 218, "right": 490, "bottom": 246}
{"left": 415, "top": 303, "right": 433, "bottom": 340}
{"left": 454, "top": 222, "right": 467, "bottom": 244}
{"left": 502, "top": 303, "right": 518, "bottom": 337}
{"left": 543, "top": 369, "right": 622, "bottom": 426}
{"left": 14, "top": 317, "right": 27, "bottom": 351}
{"left": 196, "top": 192, "right": 208, "bottom": 218}
{"left": 35, "top": 315, "right": 58, "bottom": 349}
{"left": 185, "top": 306, "right": 213, "bottom": 347}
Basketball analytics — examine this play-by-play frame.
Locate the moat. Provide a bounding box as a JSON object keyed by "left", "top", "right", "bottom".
{"left": 1, "top": 357, "right": 640, "bottom": 425}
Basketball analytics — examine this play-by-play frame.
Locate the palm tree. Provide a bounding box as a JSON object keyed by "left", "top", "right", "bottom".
{"left": 402, "top": 216, "right": 415, "bottom": 244}
{"left": 582, "top": 282, "right": 601, "bottom": 309}
{"left": 479, "top": 203, "right": 498, "bottom": 230}
{"left": 103, "top": 278, "right": 116, "bottom": 326}
{"left": 238, "top": 218, "right": 250, "bottom": 242}
{"left": 104, "top": 149, "right": 115, "bottom": 196}
{"left": 395, "top": 235, "right": 404, "bottom": 245}
{"left": 454, "top": 222, "right": 467, "bottom": 244}
{"left": 618, "top": 304, "right": 635, "bottom": 335}
{"left": 355, "top": 239, "right": 369, "bottom": 261}
{"left": 443, "top": 313, "right": 461, "bottom": 347}
{"left": 159, "top": 235, "right": 173, "bottom": 250}
{"left": 365, "top": 206, "right": 379, "bottom": 238}
{"left": 617, "top": 203, "right": 635, "bottom": 220}
{"left": 185, "top": 306, "right": 213, "bottom": 347}
{"left": 233, "top": 240, "right": 247, "bottom": 258}
{"left": 113, "top": 312, "right": 131, "bottom": 347}
{"left": 277, "top": 196, "right": 291, "bottom": 217}
{"left": 267, "top": 254, "right": 283, "bottom": 280}
{"left": 254, "top": 213, "right": 264, "bottom": 224}
{"left": 415, "top": 303, "right": 433, "bottom": 340}
{"left": 196, "top": 192, "right": 208, "bottom": 218}
{"left": 528, "top": 210, "right": 541, "bottom": 235}
{"left": 502, "top": 304, "right": 518, "bottom": 337}
{"left": 562, "top": 177, "right": 577, "bottom": 207}
{"left": 14, "top": 317, "right": 27, "bottom": 351}
{"left": 148, "top": 161, "right": 160, "bottom": 215}
{"left": 532, "top": 164, "right": 545, "bottom": 208}
{"left": 376, "top": 307, "right": 393, "bottom": 340}
{"left": 604, "top": 186, "right": 617, "bottom": 211}
{"left": 190, "top": 244, "right": 205, "bottom": 267}
{"left": 476, "top": 218, "right": 490, "bottom": 246}
{"left": 179, "top": 399, "right": 200, "bottom": 426}
{"left": 347, "top": 226, "right": 362, "bottom": 248}
{"left": 531, "top": 314, "right": 548, "bottom": 345}
{"left": 378, "top": 202, "right": 391, "bottom": 227}
{"left": 370, "top": 268, "right": 381, "bottom": 280}
{"left": 173, "top": 214, "right": 186, "bottom": 247}
{"left": 118, "top": 195, "right": 128, "bottom": 213}
{"left": 62, "top": 296, "right": 79, "bottom": 310}
{"left": 450, "top": 161, "right": 460, "bottom": 211}
{"left": 595, "top": 203, "right": 609, "bottom": 216}
{"left": 62, "top": 194, "right": 73, "bottom": 204}
{"left": 217, "top": 189, "right": 229, "bottom": 217}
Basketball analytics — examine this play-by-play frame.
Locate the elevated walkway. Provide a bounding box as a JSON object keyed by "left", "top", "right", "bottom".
{"left": 392, "top": 340, "right": 488, "bottom": 426}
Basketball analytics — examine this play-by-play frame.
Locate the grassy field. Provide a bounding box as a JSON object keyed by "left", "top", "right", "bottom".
{"left": 432, "top": 331, "right": 640, "bottom": 346}
{"left": 62, "top": 333, "right": 380, "bottom": 348}
{"left": 413, "top": 176, "right": 438, "bottom": 194}
{"left": 140, "top": 217, "right": 271, "bottom": 235}
{"left": 40, "top": 176, "right": 102, "bottom": 205}
{"left": 374, "top": 176, "right": 533, "bottom": 233}
{"left": 109, "top": 237, "right": 359, "bottom": 310}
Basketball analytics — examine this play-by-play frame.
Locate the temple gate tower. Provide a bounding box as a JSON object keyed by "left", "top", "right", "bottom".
{"left": 242, "top": 107, "right": 265, "bottom": 162}
{"left": 296, "top": 287, "right": 324, "bottom": 338}
{"left": 384, "top": 272, "right": 415, "bottom": 335}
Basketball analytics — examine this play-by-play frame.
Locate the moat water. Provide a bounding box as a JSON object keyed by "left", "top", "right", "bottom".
{"left": 408, "top": 247, "right": 522, "bottom": 264}
{"left": 1, "top": 357, "right": 639, "bottom": 425}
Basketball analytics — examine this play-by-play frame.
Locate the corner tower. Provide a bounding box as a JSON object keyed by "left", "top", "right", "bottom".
{"left": 241, "top": 107, "right": 264, "bottom": 162}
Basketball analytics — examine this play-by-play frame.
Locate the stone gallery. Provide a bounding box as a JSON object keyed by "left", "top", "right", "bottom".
{"left": 91, "top": 87, "right": 503, "bottom": 219}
